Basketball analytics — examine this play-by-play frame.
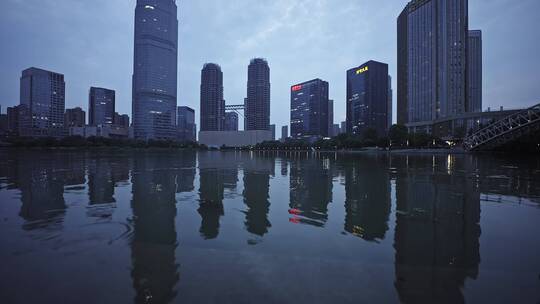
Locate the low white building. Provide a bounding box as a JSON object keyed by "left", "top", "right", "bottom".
{"left": 199, "top": 130, "right": 273, "bottom": 148}
{"left": 69, "top": 125, "right": 129, "bottom": 139}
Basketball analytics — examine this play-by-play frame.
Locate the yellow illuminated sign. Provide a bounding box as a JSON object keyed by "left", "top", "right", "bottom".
{"left": 356, "top": 66, "right": 369, "bottom": 74}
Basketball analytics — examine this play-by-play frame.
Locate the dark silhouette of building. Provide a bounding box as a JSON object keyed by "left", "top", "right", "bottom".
{"left": 177, "top": 106, "right": 196, "bottom": 141}
{"left": 65, "top": 107, "right": 86, "bottom": 128}
{"left": 19, "top": 67, "right": 65, "bottom": 137}
{"left": 132, "top": 0, "right": 178, "bottom": 140}
{"left": 114, "top": 112, "right": 130, "bottom": 128}
{"left": 197, "top": 152, "right": 226, "bottom": 239}
{"left": 281, "top": 125, "right": 288, "bottom": 141}
{"left": 468, "top": 30, "right": 483, "bottom": 113}
{"left": 245, "top": 58, "right": 271, "bottom": 131}
{"left": 89, "top": 87, "right": 115, "bottom": 126}
{"left": 397, "top": 0, "right": 469, "bottom": 125}
{"left": 7, "top": 106, "right": 21, "bottom": 135}
{"left": 242, "top": 158, "right": 272, "bottom": 237}
{"left": 224, "top": 112, "right": 239, "bottom": 131}
{"left": 200, "top": 63, "right": 224, "bottom": 131}
{"left": 328, "top": 99, "right": 334, "bottom": 136}
{"left": 346, "top": 61, "right": 390, "bottom": 137}
{"left": 290, "top": 79, "right": 329, "bottom": 141}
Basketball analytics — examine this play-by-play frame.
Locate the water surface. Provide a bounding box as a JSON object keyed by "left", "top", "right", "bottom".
{"left": 0, "top": 149, "right": 539, "bottom": 303}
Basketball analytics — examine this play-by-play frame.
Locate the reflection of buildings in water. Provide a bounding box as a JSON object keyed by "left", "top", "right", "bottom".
{"left": 242, "top": 158, "right": 273, "bottom": 237}
{"left": 289, "top": 158, "right": 333, "bottom": 227}
{"left": 175, "top": 151, "right": 196, "bottom": 193}
{"left": 130, "top": 154, "right": 179, "bottom": 304}
{"left": 343, "top": 155, "right": 391, "bottom": 241}
{"left": 394, "top": 155, "right": 481, "bottom": 304}
{"left": 280, "top": 158, "right": 288, "bottom": 176}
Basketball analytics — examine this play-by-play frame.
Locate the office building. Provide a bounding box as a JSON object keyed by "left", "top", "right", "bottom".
{"left": 328, "top": 99, "right": 334, "bottom": 137}
{"left": 224, "top": 112, "right": 239, "bottom": 131}
{"left": 281, "top": 125, "right": 288, "bottom": 141}
{"left": 114, "top": 112, "right": 130, "bottom": 128}
{"left": 177, "top": 106, "right": 196, "bottom": 142}
{"left": 0, "top": 113, "right": 7, "bottom": 135}
{"left": 332, "top": 124, "right": 341, "bottom": 137}
{"left": 270, "top": 124, "right": 276, "bottom": 140}
{"left": 388, "top": 76, "right": 393, "bottom": 128}
{"left": 200, "top": 63, "right": 224, "bottom": 131}
{"left": 89, "top": 87, "right": 115, "bottom": 126}
{"left": 341, "top": 121, "right": 346, "bottom": 134}
{"left": 132, "top": 0, "right": 178, "bottom": 140}
{"left": 7, "top": 106, "right": 20, "bottom": 134}
{"left": 347, "top": 61, "right": 390, "bottom": 137}
{"left": 468, "top": 30, "right": 482, "bottom": 113}
{"left": 245, "top": 58, "right": 270, "bottom": 131}
{"left": 290, "top": 79, "right": 329, "bottom": 141}
{"left": 397, "top": 0, "right": 469, "bottom": 125}
{"left": 19, "top": 67, "right": 65, "bottom": 137}
{"left": 65, "top": 107, "right": 86, "bottom": 128}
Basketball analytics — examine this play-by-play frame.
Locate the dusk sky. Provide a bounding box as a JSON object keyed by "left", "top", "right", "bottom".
{"left": 1, "top": 0, "right": 539, "bottom": 130}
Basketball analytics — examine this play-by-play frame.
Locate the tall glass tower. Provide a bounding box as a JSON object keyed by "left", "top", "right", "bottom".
{"left": 200, "top": 63, "right": 224, "bottom": 131}
{"left": 245, "top": 58, "right": 270, "bottom": 131}
{"left": 132, "top": 0, "right": 178, "bottom": 140}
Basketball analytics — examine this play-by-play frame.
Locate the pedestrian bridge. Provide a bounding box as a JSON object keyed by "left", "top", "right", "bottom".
{"left": 464, "top": 103, "right": 540, "bottom": 151}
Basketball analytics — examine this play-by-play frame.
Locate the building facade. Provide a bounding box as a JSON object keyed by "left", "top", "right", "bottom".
{"left": 65, "top": 107, "right": 86, "bottom": 128}
{"left": 132, "top": 0, "right": 178, "bottom": 140}
{"left": 468, "top": 30, "right": 482, "bottom": 113}
{"left": 224, "top": 112, "right": 239, "bottom": 131}
{"left": 200, "top": 63, "right": 224, "bottom": 131}
{"left": 19, "top": 67, "right": 65, "bottom": 137}
{"left": 270, "top": 124, "right": 276, "bottom": 140}
{"left": 281, "top": 125, "right": 288, "bottom": 141}
{"left": 397, "top": 0, "right": 469, "bottom": 125}
{"left": 346, "top": 61, "right": 390, "bottom": 137}
{"left": 328, "top": 99, "right": 334, "bottom": 137}
{"left": 290, "top": 79, "right": 329, "bottom": 141}
{"left": 114, "top": 112, "right": 130, "bottom": 128}
{"left": 7, "top": 106, "right": 20, "bottom": 134}
{"left": 89, "top": 87, "right": 115, "bottom": 126}
{"left": 245, "top": 58, "right": 270, "bottom": 131}
{"left": 177, "top": 106, "right": 196, "bottom": 142}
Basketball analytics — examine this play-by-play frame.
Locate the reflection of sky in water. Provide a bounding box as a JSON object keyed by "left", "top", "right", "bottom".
{"left": 0, "top": 150, "right": 539, "bottom": 303}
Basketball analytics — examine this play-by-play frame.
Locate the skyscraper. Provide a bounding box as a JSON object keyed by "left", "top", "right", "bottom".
{"left": 347, "top": 61, "right": 390, "bottom": 137}
{"left": 388, "top": 75, "right": 393, "bottom": 128}
{"left": 281, "top": 125, "right": 288, "bottom": 141}
{"left": 65, "top": 107, "right": 86, "bottom": 128}
{"left": 468, "top": 30, "right": 482, "bottom": 113}
{"left": 245, "top": 58, "right": 270, "bottom": 131}
{"left": 114, "top": 112, "right": 130, "bottom": 128}
{"left": 270, "top": 124, "right": 276, "bottom": 140}
{"left": 132, "top": 0, "right": 178, "bottom": 140}
{"left": 200, "top": 63, "right": 224, "bottom": 131}
{"left": 290, "top": 79, "right": 329, "bottom": 141}
{"left": 19, "top": 67, "right": 65, "bottom": 137}
{"left": 89, "top": 87, "right": 115, "bottom": 126}
{"left": 397, "top": 0, "right": 469, "bottom": 124}
{"left": 328, "top": 99, "right": 334, "bottom": 137}
{"left": 224, "top": 112, "right": 239, "bottom": 131}
{"left": 177, "top": 106, "right": 196, "bottom": 142}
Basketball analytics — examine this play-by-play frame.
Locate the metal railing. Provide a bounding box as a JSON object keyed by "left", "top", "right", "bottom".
{"left": 464, "top": 103, "right": 540, "bottom": 151}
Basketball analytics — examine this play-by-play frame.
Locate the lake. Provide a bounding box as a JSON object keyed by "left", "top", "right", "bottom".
{"left": 0, "top": 149, "right": 539, "bottom": 303}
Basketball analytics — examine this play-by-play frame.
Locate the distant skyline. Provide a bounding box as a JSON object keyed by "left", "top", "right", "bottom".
{"left": 1, "top": 0, "right": 539, "bottom": 131}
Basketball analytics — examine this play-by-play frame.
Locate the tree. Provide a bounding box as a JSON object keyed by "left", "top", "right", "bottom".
{"left": 389, "top": 124, "right": 408, "bottom": 147}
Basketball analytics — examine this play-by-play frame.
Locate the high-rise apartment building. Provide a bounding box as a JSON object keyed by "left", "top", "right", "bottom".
{"left": 346, "top": 61, "right": 390, "bottom": 137}
{"left": 19, "top": 67, "right": 65, "bottom": 137}
{"left": 177, "top": 106, "right": 196, "bottom": 142}
{"left": 397, "top": 0, "right": 469, "bottom": 124}
{"left": 200, "top": 63, "right": 224, "bottom": 131}
{"left": 65, "top": 107, "right": 86, "bottom": 127}
{"left": 290, "top": 79, "right": 329, "bottom": 141}
{"left": 224, "top": 112, "right": 239, "bottom": 131}
{"left": 245, "top": 58, "right": 270, "bottom": 131}
{"left": 89, "top": 87, "right": 115, "bottom": 126}
{"left": 132, "top": 0, "right": 178, "bottom": 140}
{"left": 468, "top": 30, "right": 482, "bottom": 113}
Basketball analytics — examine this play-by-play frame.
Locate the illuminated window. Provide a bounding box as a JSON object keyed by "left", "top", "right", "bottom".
{"left": 145, "top": 5, "right": 155, "bottom": 10}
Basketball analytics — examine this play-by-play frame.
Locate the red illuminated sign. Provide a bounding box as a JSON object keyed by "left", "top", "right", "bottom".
{"left": 291, "top": 85, "right": 303, "bottom": 92}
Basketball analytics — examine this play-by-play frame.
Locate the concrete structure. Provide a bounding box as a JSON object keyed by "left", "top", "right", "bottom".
{"left": 70, "top": 125, "right": 129, "bottom": 139}
{"left": 114, "top": 112, "right": 130, "bottom": 128}
{"left": 346, "top": 61, "right": 390, "bottom": 137}
{"left": 19, "top": 67, "right": 65, "bottom": 137}
{"left": 397, "top": 0, "right": 469, "bottom": 124}
{"left": 89, "top": 87, "right": 115, "bottom": 126}
{"left": 200, "top": 63, "right": 224, "bottom": 131}
{"left": 199, "top": 130, "right": 273, "bottom": 148}
{"left": 290, "top": 79, "right": 329, "bottom": 141}
{"left": 224, "top": 112, "right": 239, "bottom": 131}
{"left": 281, "top": 125, "right": 288, "bottom": 141}
{"left": 132, "top": 0, "right": 178, "bottom": 140}
{"left": 245, "top": 58, "right": 270, "bottom": 131}
{"left": 65, "top": 107, "right": 86, "bottom": 127}
{"left": 177, "top": 106, "right": 196, "bottom": 142}
{"left": 468, "top": 30, "right": 482, "bottom": 113}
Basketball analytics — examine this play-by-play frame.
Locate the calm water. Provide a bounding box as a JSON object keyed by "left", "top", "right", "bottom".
{"left": 0, "top": 149, "right": 539, "bottom": 304}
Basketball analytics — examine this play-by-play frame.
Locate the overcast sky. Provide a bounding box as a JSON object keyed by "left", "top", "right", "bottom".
{"left": 1, "top": 0, "right": 539, "bottom": 130}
